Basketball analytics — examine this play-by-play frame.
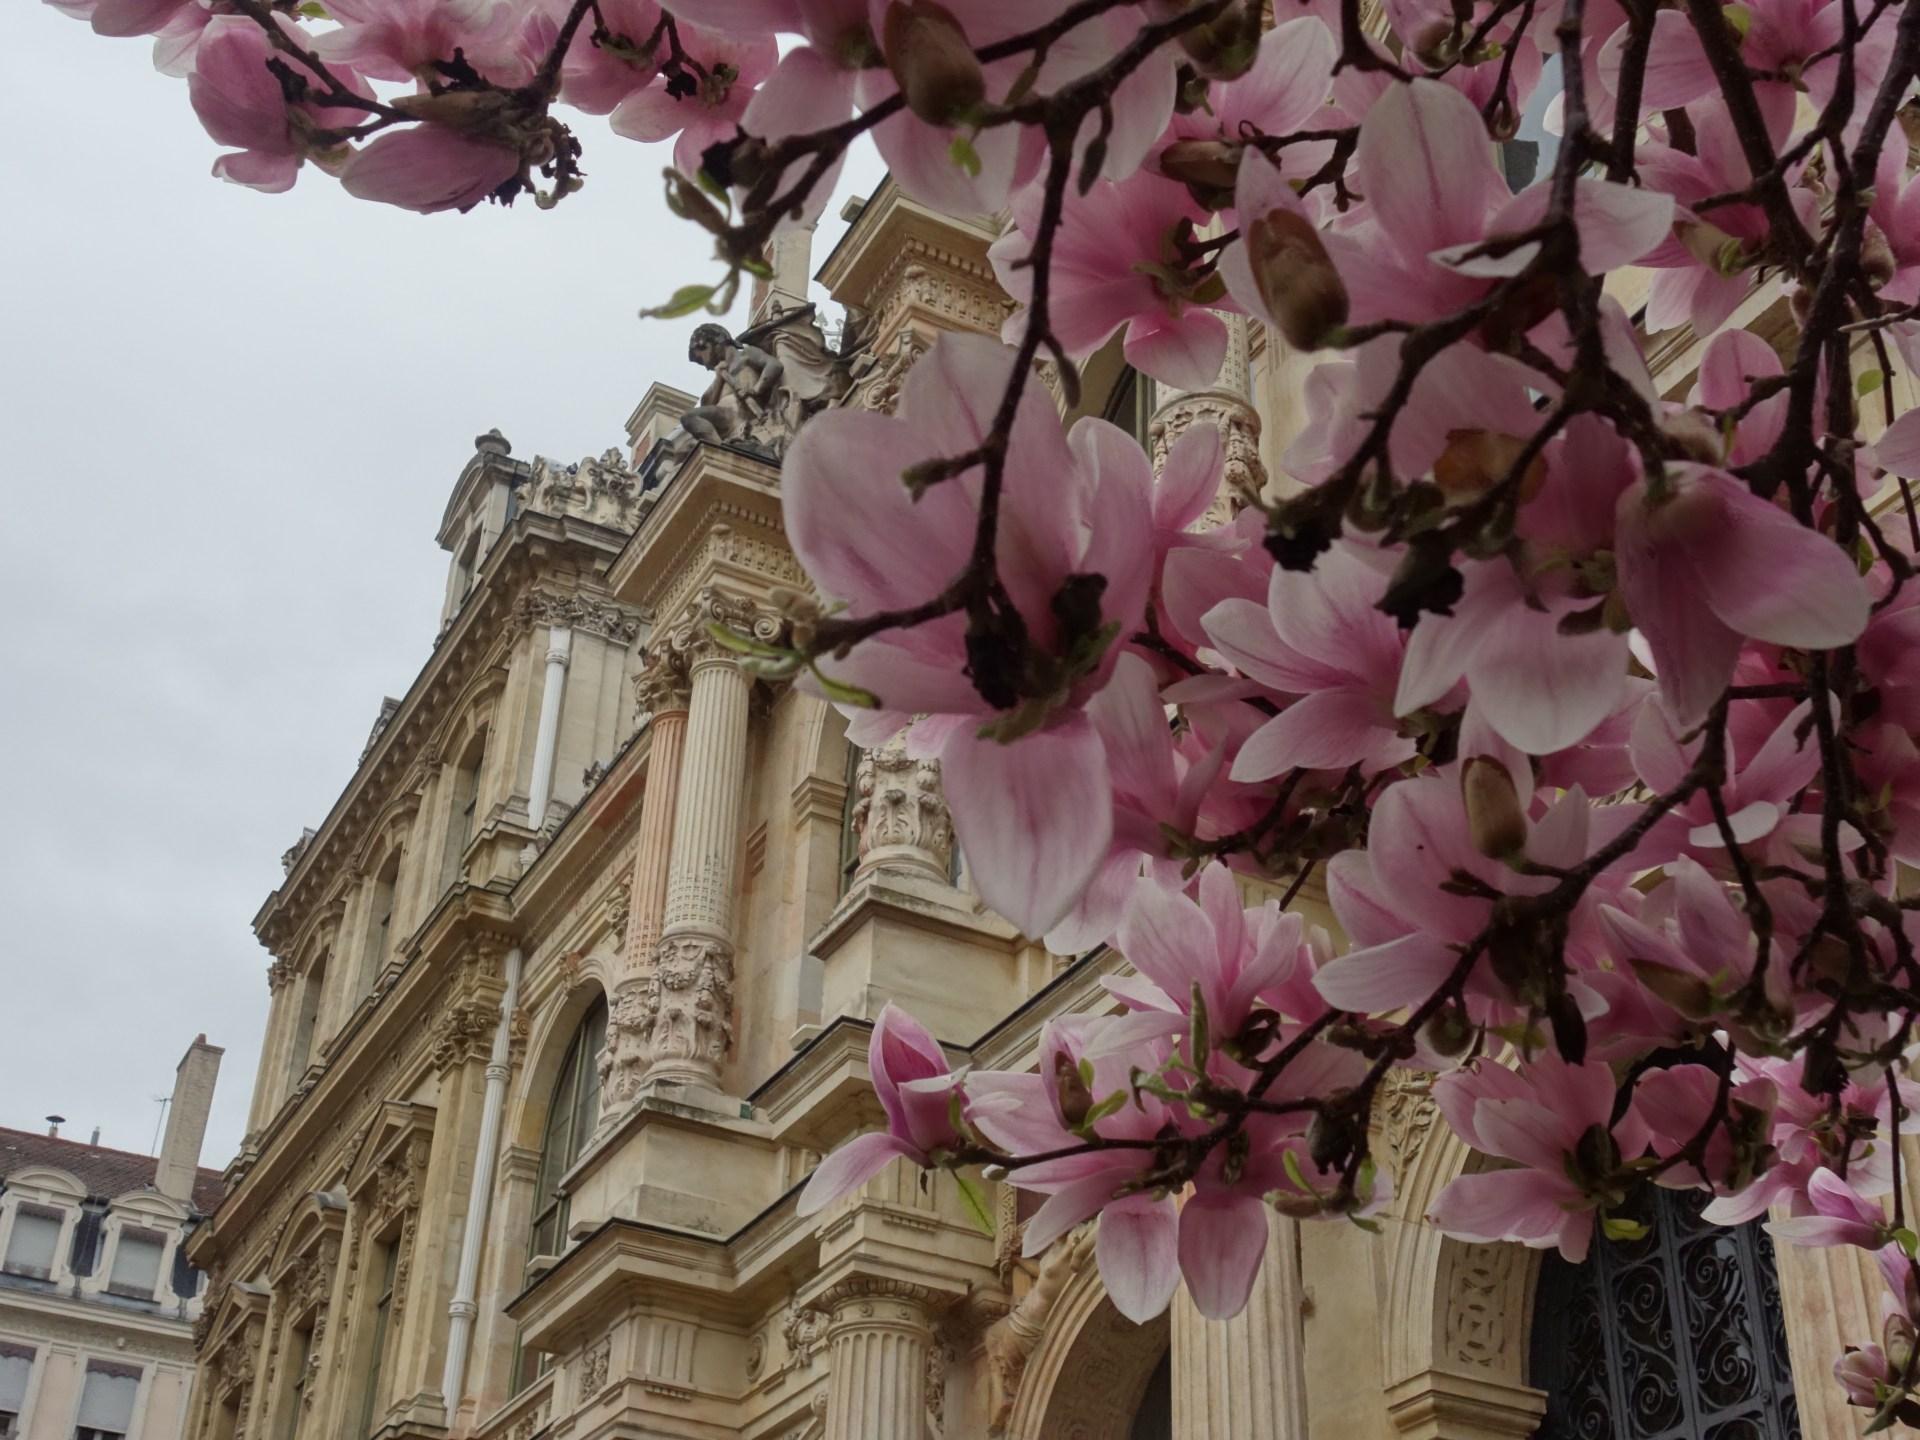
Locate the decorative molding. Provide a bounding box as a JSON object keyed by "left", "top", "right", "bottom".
{"left": 516, "top": 590, "right": 643, "bottom": 646}
{"left": 635, "top": 933, "right": 735, "bottom": 1072}
{"left": 849, "top": 733, "right": 953, "bottom": 882}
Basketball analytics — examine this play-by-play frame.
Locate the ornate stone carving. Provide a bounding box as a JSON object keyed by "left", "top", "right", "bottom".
{"left": 579, "top": 1335, "right": 611, "bottom": 1401}
{"left": 636, "top": 934, "right": 735, "bottom": 1073}
{"left": 1148, "top": 391, "right": 1267, "bottom": 517}
{"left": 659, "top": 583, "right": 784, "bottom": 668}
{"left": 849, "top": 734, "right": 953, "bottom": 883}
{"left": 925, "top": 1338, "right": 952, "bottom": 1437}
{"left": 1443, "top": 1242, "right": 1519, "bottom": 1371}
{"left": 631, "top": 641, "right": 693, "bottom": 717}
{"left": 984, "top": 1224, "right": 1097, "bottom": 1434}
{"left": 524, "top": 448, "right": 642, "bottom": 533}
{"left": 603, "top": 882, "right": 632, "bottom": 947}
{"left": 1376, "top": 1067, "right": 1438, "bottom": 1198}
{"left": 516, "top": 590, "right": 644, "bottom": 646}
{"left": 844, "top": 329, "right": 929, "bottom": 416}
{"left": 598, "top": 978, "right": 652, "bottom": 1110}
{"left": 267, "top": 960, "right": 293, "bottom": 993}
{"left": 281, "top": 828, "right": 316, "bottom": 876}
{"left": 782, "top": 1299, "right": 831, "bottom": 1369}
{"left": 432, "top": 999, "right": 498, "bottom": 1071}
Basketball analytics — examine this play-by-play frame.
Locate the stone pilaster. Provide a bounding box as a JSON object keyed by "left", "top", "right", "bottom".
{"left": 850, "top": 732, "right": 953, "bottom": 884}
{"left": 820, "top": 1279, "right": 937, "bottom": 1440}
{"left": 1148, "top": 312, "right": 1266, "bottom": 523}
{"left": 601, "top": 648, "right": 692, "bottom": 1110}
{"left": 638, "top": 590, "right": 778, "bottom": 1087}
{"left": 1171, "top": 1210, "right": 1309, "bottom": 1440}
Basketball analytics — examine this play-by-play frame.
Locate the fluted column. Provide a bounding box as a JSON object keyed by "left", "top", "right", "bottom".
{"left": 1172, "top": 1210, "right": 1309, "bottom": 1439}
{"left": 600, "top": 647, "right": 692, "bottom": 1110}
{"left": 1148, "top": 312, "right": 1267, "bottom": 523}
{"left": 639, "top": 591, "right": 769, "bottom": 1087}
{"left": 821, "top": 1280, "right": 936, "bottom": 1440}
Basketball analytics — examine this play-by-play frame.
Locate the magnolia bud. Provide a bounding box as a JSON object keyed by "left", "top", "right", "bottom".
{"left": 1462, "top": 756, "right": 1527, "bottom": 861}
{"left": 883, "top": 0, "right": 985, "bottom": 126}
{"left": 1158, "top": 139, "right": 1242, "bottom": 194}
{"left": 1247, "top": 207, "right": 1349, "bottom": 351}
{"left": 1887, "top": 1312, "right": 1917, "bottom": 1374}
{"left": 1419, "top": 1000, "right": 1476, "bottom": 1060}
{"left": 1051, "top": 1051, "right": 1094, "bottom": 1129}
{"left": 1432, "top": 429, "right": 1546, "bottom": 504}
{"left": 1660, "top": 407, "right": 1727, "bottom": 464}
{"left": 1177, "top": 3, "right": 1262, "bottom": 79}
{"left": 1678, "top": 220, "right": 1748, "bottom": 276}
{"left": 1862, "top": 225, "right": 1897, "bottom": 287}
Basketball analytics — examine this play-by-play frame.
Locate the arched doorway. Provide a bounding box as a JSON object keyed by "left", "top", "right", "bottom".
{"left": 1006, "top": 1261, "right": 1171, "bottom": 1440}
{"left": 1531, "top": 1187, "right": 1799, "bottom": 1439}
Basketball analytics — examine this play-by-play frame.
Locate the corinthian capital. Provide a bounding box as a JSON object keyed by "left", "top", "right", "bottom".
{"left": 631, "top": 640, "right": 692, "bottom": 716}
{"left": 664, "top": 585, "right": 787, "bottom": 669}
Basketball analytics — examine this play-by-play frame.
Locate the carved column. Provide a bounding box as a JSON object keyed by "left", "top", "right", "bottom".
{"left": 601, "top": 648, "right": 692, "bottom": 1110}
{"left": 851, "top": 732, "right": 954, "bottom": 884}
{"left": 1147, "top": 312, "right": 1267, "bottom": 523}
{"left": 820, "top": 1279, "right": 937, "bottom": 1440}
{"left": 640, "top": 590, "right": 776, "bottom": 1087}
{"left": 1171, "top": 1210, "right": 1309, "bottom": 1440}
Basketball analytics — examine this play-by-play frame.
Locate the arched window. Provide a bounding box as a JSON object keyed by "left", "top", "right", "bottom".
{"left": 359, "top": 853, "right": 399, "bottom": 998}
{"left": 1129, "top": 1349, "right": 1172, "bottom": 1440}
{"left": 443, "top": 729, "right": 488, "bottom": 891}
{"left": 1531, "top": 1185, "right": 1798, "bottom": 1440}
{"left": 288, "top": 951, "right": 327, "bottom": 1091}
{"left": 1104, "top": 367, "right": 1154, "bottom": 448}
{"left": 515, "top": 996, "right": 608, "bottom": 1391}
{"left": 528, "top": 997, "right": 608, "bottom": 1259}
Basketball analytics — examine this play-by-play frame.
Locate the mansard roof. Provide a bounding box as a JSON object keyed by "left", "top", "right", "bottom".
{"left": 0, "top": 1127, "right": 224, "bottom": 1214}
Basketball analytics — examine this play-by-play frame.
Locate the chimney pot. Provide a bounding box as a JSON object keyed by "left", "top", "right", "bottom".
{"left": 45, "top": 1115, "right": 64, "bottom": 1139}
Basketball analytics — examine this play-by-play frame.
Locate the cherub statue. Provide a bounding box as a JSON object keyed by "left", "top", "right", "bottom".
{"left": 661, "top": 323, "right": 785, "bottom": 464}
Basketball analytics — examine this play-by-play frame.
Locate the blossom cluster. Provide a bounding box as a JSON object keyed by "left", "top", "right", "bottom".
{"left": 53, "top": 0, "right": 1920, "bottom": 1420}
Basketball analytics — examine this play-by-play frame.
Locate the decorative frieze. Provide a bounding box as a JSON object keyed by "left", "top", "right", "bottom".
{"left": 516, "top": 590, "right": 644, "bottom": 647}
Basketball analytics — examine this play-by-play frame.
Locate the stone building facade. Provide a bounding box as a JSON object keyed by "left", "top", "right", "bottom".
{"left": 178, "top": 172, "right": 1920, "bottom": 1440}
{"left": 1, "top": 1039, "right": 225, "bottom": 1440}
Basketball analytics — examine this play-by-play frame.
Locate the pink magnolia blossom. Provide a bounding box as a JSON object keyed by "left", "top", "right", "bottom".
{"left": 1614, "top": 463, "right": 1869, "bottom": 726}
{"left": 338, "top": 125, "right": 520, "bottom": 212}
{"left": 1167, "top": 16, "right": 1335, "bottom": 147}
{"left": 315, "top": 0, "right": 534, "bottom": 86}
{"left": 610, "top": 23, "right": 776, "bottom": 178}
{"left": 1202, "top": 542, "right": 1415, "bottom": 779}
{"left": 551, "top": 0, "right": 664, "bottom": 115}
{"left": 1770, "top": 1167, "right": 1895, "bottom": 1249}
{"left": 796, "top": 1004, "right": 963, "bottom": 1215}
{"left": 189, "top": 17, "right": 373, "bottom": 194}
{"left": 1428, "top": 1054, "right": 1652, "bottom": 1262}
{"left": 783, "top": 333, "right": 1155, "bottom": 938}
{"left": 991, "top": 170, "right": 1230, "bottom": 390}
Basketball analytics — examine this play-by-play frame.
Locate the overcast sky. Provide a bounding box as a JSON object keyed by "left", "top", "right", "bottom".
{"left": 0, "top": 7, "right": 882, "bottom": 1169}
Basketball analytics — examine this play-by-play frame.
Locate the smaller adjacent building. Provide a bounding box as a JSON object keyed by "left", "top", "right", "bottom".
{"left": 0, "top": 1038, "right": 226, "bottom": 1440}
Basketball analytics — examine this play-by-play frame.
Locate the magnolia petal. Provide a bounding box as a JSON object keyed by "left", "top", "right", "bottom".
{"left": 1124, "top": 309, "right": 1231, "bottom": 392}
{"left": 1178, "top": 1191, "right": 1271, "bottom": 1320}
{"left": 795, "top": 1132, "right": 917, "bottom": 1216}
{"left": 1097, "top": 1197, "right": 1182, "bottom": 1323}
{"left": 1687, "top": 471, "right": 1870, "bottom": 650}
{"left": 942, "top": 719, "right": 1112, "bottom": 939}
{"left": 1313, "top": 931, "right": 1460, "bottom": 1014}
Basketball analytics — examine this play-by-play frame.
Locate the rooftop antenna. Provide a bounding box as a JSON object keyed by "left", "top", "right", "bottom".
{"left": 149, "top": 1095, "right": 171, "bottom": 1156}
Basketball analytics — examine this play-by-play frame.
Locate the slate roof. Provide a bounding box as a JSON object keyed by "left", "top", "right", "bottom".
{"left": 0, "top": 1127, "right": 225, "bottom": 1214}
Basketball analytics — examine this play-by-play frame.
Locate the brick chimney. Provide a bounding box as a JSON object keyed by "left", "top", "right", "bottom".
{"left": 156, "top": 1035, "right": 223, "bottom": 1206}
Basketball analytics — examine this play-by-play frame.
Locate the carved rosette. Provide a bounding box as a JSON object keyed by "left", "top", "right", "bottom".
{"left": 635, "top": 933, "right": 736, "bottom": 1082}
{"left": 850, "top": 733, "right": 953, "bottom": 883}
{"left": 1148, "top": 391, "right": 1267, "bottom": 522}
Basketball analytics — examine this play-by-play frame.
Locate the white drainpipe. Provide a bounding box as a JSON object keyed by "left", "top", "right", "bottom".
{"left": 526, "top": 628, "right": 572, "bottom": 832}
{"left": 441, "top": 944, "right": 523, "bottom": 1419}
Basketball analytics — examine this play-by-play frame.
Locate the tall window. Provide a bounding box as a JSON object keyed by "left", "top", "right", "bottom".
{"left": 278, "top": 1325, "right": 312, "bottom": 1440}
{"left": 358, "top": 1241, "right": 398, "bottom": 1440}
{"left": 105, "top": 1228, "right": 164, "bottom": 1300}
{"left": 360, "top": 854, "right": 399, "bottom": 997}
{"left": 289, "top": 954, "right": 327, "bottom": 1088}
{"left": 3, "top": 1207, "right": 62, "bottom": 1280}
{"left": 515, "top": 997, "right": 608, "bottom": 1392}
{"left": 0, "top": 1344, "right": 32, "bottom": 1440}
{"left": 1531, "top": 1185, "right": 1798, "bottom": 1439}
{"left": 443, "top": 731, "right": 487, "bottom": 891}
{"left": 528, "top": 998, "right": 608, "bottom": 1259}
{"left": 73, "top": 1363, "right": 139, "bottom": 1440}
{"left": 838, "top": 742, "right": 862, "bottom": 896}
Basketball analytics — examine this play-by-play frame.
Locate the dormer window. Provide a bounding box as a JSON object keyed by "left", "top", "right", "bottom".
{"left": 3, "top": 1206, "right": 62, "bottom": 1280}
{"left": 105, "top": 1227, "right": 165, "bottom": 1300}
